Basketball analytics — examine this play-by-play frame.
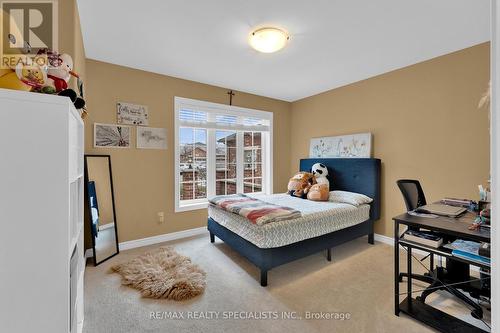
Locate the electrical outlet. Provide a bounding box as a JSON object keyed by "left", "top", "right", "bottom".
{"left": 157, "top": 212, "right": 164, "bottom": 223}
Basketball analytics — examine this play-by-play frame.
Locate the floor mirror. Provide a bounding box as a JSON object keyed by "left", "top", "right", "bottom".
{"left": 84, "top": 155, "right": 119, "bottom": 265}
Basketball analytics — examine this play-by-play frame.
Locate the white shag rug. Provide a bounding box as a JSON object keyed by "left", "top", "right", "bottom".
{"left": 111, "top": 246, "right": 206, "bottom": 301}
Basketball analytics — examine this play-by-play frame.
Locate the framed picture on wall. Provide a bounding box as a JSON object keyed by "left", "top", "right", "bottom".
{"left": 117, "top": 102, "right": 149, "bottom": 125}
{"left": 137, "top": 127, "right": 167, "bottom": 150}
{"left": 94, "top": 123, "right": 131, "bottom": 148}
{"left": 309, "top": 132, "right": 372, "bottom": 158}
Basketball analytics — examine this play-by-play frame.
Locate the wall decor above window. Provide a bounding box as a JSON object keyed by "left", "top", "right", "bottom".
{"left": 309, "top": 133, "right": 372, "bottom": 158}
{"left": 137, "top": 127, "right": 167, "bottom": 150}
{"left": 117, "top": 102, "right": 149, "bottom": 125}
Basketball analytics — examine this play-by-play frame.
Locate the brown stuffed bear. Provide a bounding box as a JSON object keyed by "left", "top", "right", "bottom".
{"left": 288, "top": 172, "right": 316, "bottom": 199}
{"left": 307, "top": 184, "right": 329, "bottom": 201}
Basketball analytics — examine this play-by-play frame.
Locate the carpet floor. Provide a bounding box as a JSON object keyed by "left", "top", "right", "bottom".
{"left": 83, "top": 233, "right": 490, "bottom": 333}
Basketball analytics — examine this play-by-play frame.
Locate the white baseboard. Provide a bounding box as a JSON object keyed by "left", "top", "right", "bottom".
{"left": 375, "top": 232, "right": 430, "bottom": 257}
{"left": 84, "top": 249, "right": 93, "bottom": 258}
{"left": 374, "top": 233, "right": 393, "bottom": 246}
{"left": 99, "top": 222, "right": 115, "bottom": 231}
{"left": 84, "top": 228, "right": 479, "bottom": 273}
{"left": 118, "top": 226, "right": 208, "bottom": 251}
{"left": 84, "top": 227, "right": 208, "bottom": 257}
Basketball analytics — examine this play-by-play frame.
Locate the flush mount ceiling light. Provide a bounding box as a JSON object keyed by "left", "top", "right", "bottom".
{"left": 249, "top": 27, "right": 289, "bottom": 53}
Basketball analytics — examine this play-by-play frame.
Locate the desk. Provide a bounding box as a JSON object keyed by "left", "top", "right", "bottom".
{"left": 393, "top": 211, "right": 491, "bottom": 333}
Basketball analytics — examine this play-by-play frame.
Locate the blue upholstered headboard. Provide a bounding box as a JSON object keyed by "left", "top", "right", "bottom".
{"left": 300, "top": 158, "right": 381, "bottom": 221}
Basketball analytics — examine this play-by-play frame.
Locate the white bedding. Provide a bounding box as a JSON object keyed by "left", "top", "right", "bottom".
{"left": 208, "top": 193, "right": 370, "bottom": 248}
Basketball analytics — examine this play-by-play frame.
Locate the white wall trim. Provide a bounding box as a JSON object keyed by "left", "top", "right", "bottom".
{"left": 375, "top": 232, "right": 429, "bottom": 257}
{"left": 119, "top": 227, "right": 208, "bottom": 251}
{"left": 112, "top": 229, "right": 473, "bottom": 262}
{"left": 84, "top": 228, "right": 484, "bottom": 268}
{"left": 99, "top": 222, "right": 115, "bottom": 231}
{"left": 376, "top": 233, "right": 439, "bottom": 258}
{"left": 85, "top": 249, "right": 94, "bottom": 258}
{"left": 84, "top": 227, "right": 208, "bottom": 259}
{"left": 374, "top": 233, "right": 394, "bottom": 245}
{"left": 85, "top": 228, "right": 483, "bottom": 273}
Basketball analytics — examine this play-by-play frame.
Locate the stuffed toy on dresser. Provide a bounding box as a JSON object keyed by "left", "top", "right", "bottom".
{"left": 307, "top": 163, "right": 330, "bottom": 201}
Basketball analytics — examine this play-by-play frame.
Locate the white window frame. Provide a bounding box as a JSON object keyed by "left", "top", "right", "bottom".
{"left": 174, "top": 97, "right": 273, "bottom": 212}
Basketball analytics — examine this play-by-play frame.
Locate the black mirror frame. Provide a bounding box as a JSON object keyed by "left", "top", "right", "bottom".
{"left": 84, "top": 154, "right": 120, "bottom": 266}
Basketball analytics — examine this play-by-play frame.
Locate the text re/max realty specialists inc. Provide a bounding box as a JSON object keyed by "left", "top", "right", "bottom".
{"left": 150, "top": 311, "right": 351, "bottom": 321}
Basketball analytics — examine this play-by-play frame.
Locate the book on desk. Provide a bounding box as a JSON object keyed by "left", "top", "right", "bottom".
{"left": 402, "top": 229, "right": 443, "bottom": 248}
{"left": 444, "top": 239, "right": 491, "bottom": 266}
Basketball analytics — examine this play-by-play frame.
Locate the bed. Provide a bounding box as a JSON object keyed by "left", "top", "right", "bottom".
{"left": 207, "top": 158, "right": 381, "bottom": 286}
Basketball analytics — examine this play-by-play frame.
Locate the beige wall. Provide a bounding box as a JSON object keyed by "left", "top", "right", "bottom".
{"left": 85, "top": 43, "right": 489, "bottom": 243}
{"left": 58, "top": 0, "right": 86, "bottom": 90}
{"left": 84, "top": 60, "right": 291, "bottom": 242}
{"left": 34, "top": 1, "right": 491, "bottom": 243}
{"left": 290, "top": 43, "right": 491, "bottom": 237}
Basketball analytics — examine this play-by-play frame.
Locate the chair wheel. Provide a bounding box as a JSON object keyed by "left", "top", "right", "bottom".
{"left": 416, "top": 296, "right": 423, "bottom": 302}
{"left": 471, "top": 309, "right": 483, "bottom": 320}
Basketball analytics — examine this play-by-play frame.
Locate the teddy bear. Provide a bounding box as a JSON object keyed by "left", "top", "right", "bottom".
{"left": 307, "top": 163, "right": 330, "bottom": 201}
{"left": 45, "top": 53, "right": 74, "bottom": 92}
{"left": 5, "top": 46, "right": 86, "bottom": 112}
{"left": 37, "top": 50, "right": 86, "bottom": 110}
{"left": 287, "top": 171, "right": 316, "bottom": 199}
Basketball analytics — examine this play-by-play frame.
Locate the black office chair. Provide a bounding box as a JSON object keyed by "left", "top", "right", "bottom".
{"left": 396, "top": 179, "right": 484, "bottom": 319}
{"left": 397, "top": 179, "right": 427, "bottom": 212}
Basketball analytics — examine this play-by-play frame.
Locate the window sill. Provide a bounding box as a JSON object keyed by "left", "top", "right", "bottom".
{"left": 175, "top": 201, "right": 209, "bottom": 212}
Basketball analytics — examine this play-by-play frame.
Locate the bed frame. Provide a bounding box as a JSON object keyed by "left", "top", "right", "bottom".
{"left": 208, "top": 158, "right": 381, "bottom": 286}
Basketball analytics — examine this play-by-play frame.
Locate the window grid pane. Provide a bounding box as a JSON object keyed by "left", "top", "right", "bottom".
{"left": 179, "top": 123, "right": 266, "bottom": 205}
{"left": 243, "top": 131, "right": 263, "bottom": 193}
{"left": 215, "top": 130, "right": 237, "bottom": 195}
{"left": 243, "top": 178, "right": 253, "bottom": 193}
{"left": 195, "top": 181, "right": 206, "bottom": 199}
{"left": 180, "top": 127, "right": 207, "bottom": 201}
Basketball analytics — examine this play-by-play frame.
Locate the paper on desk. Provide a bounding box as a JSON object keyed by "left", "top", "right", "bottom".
{"left": 407, "top": 210, "right": 439, "bottom": 218}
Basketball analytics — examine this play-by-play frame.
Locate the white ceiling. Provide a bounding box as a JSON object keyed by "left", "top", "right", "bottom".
{"left": 77, "top": 0, "right": 490, "bottom": 102}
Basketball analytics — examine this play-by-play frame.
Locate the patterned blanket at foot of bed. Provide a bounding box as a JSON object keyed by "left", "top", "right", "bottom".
{"left": 208, "top": 194, "right": 302, "bottom": 226}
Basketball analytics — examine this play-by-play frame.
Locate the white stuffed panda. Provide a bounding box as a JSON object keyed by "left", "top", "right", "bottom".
{"left": 311, "top": 163, "right": 329, "bottom": 186}
{"left": 308, "top": 163, "right": 330, "bottom": 201}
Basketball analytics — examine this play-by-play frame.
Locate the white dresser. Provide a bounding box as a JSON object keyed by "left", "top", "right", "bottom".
{"left": 0, "top": 89, "right": 85, "bottom": 333}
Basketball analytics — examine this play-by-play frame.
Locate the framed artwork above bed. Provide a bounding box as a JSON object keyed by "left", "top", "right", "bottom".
{"left": 309, "top": 132, "right": 372, "bottom": 158}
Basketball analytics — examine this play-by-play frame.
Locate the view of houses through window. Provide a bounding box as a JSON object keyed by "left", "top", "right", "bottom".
{"left": 215, "top": 131, "right": 237, "bottom": 196}
{"left": 179, "top": 129, "right": 263, "bottom": 201}
{"left": 243, "top": 132, "right": 262, "bottom": 193}
{"left": 175, "top": 97, "right": 272, "bottom": 211}
{"left": 179, "top": 128, "right": 207, "bottom": 200}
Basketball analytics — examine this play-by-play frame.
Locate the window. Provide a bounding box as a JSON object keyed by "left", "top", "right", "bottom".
{"left": 216, "top": 130, "right": 237, "bottom": 195}
{"left": 179, "top": 128, "right": 206, "bottom": 200}
{"left": 175, "top": 97, "right": 273, "bottom": 212}
{"left": 243, "top": 132, "right": 262, "bottom": 193}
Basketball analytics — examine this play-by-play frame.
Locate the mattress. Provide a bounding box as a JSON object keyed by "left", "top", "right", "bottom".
{"left": 208, "top": 193, "right": 370, "bottom": 248}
